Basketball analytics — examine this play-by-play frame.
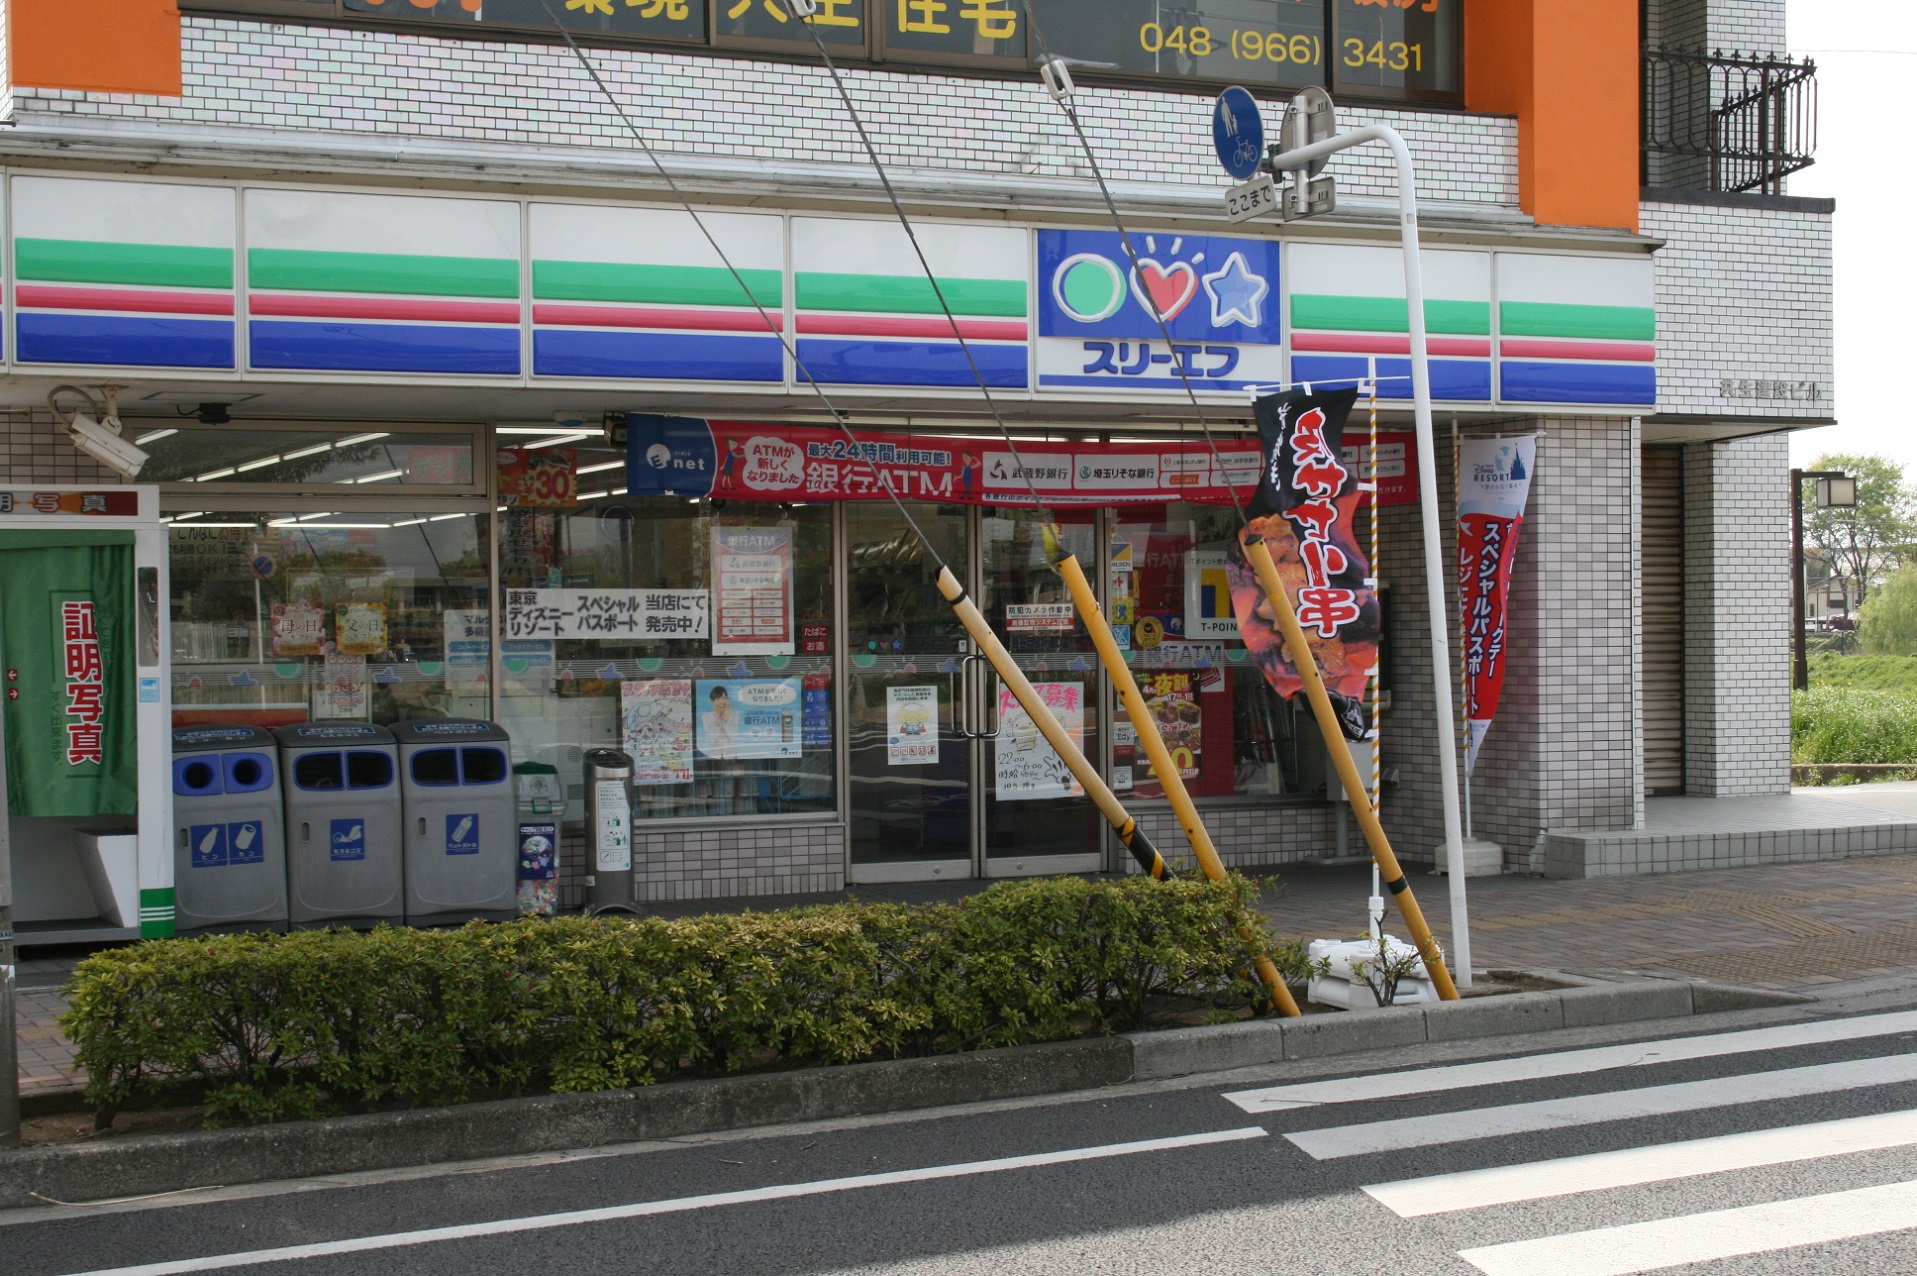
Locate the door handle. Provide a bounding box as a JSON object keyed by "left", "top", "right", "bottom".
{"left": 955, "top": 652, "right": 999, "bottom": 740}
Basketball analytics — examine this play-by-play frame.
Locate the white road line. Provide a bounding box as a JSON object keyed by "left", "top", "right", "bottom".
{"left": 1288, "top": 1051, "right": 1917, "bottom": 1159}
{"left": 1456, "top": 1178, "right": 1917, "bottom": 1276}
{"left": 1364, "top": 1107, "right": 1917, "bottom": 1217}
{"left": 53, "top": 1126, "right": 1269, "bottom": 1276}
{"left": 1224, "top": 1009, "right": 1917, "bottom": 1113}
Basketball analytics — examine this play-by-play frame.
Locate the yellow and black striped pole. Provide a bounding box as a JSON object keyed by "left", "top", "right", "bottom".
{"left": 1053, "top": 553, "right": 1303, "bottom": 1017}
{"left": 1241, "top": 535, "right": 1460, "bottom": 1001}
{"left": 934, "top": 566, "right": 1166, "bottom": 879}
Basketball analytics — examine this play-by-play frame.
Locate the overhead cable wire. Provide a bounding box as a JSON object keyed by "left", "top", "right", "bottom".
{"left": 536, "top": 0, "right": 948, "bottom": 570}
{"left": 781, "top": 1, "right": 1058, "bottom": 528}
{"left": 1016, "top": 0, "right": 1251, "bottom": 531}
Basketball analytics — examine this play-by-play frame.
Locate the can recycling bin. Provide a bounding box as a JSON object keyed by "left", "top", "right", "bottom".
{"left": 275, "top": 722, "right": 404, "bottom": 928}
{"left": 171, "top": 725, "right": 288, "bottom": 935}
{"left": 514, "top": 760, "right": 565, "bottom": 917}
{"left": 582, "top": 748, "right": 641, "bottom": 916}
{"left": 393, "top": 719, "right": 517, "bottom": 926}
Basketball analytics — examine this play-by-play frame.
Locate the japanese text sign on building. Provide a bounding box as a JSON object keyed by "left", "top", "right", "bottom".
{"left": 1227, "top": 386, "right": 1381, "bottom": 740}
{"left": 1457, "top": 434, "right": 1537, "bottom": 775}
{"left": 710, "top": 524, "right": 795, "bottom": 656}
{"left": 1035, "top": 229, "right": 1283, "bottom": 394}
{"left": 62, "top": 601, "right": 105, "bottom": 765}
{"left": 504, "top": 589, "right": 710, "bottom": 641}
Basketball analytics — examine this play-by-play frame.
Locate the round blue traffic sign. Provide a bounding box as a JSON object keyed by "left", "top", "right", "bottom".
{"left": 1213, "top": 86, "right": 1265, "bottom": 181}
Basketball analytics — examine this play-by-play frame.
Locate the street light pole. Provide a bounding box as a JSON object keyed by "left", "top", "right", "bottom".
{"left": 1792, "top": 468, "right": 1857, "bottom": 692}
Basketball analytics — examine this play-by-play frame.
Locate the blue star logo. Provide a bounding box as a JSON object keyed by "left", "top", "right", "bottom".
{"left": 1201, "top": 251, "right": 1268, "bottom": 329}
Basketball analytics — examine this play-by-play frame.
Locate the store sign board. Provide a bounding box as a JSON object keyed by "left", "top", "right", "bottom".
{"left": 710, "top": 524, "right": 795, "bottom": 656}
{"left": 1035, "top": 228, "right": 1282, "bottom": 394}
{"left": 503, "top": 588, "right": 709, "bottom": 640}
{"left": 625, "top": 415, "right": 1262, "bottom": 506}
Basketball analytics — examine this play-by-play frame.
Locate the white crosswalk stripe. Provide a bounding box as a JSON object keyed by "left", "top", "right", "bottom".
{"left": 1289, "top": 1050, "right": 1917, "bottom": 1159}
{"left": 1290, "top": 1031, "right": 1917, "bottom": 1274}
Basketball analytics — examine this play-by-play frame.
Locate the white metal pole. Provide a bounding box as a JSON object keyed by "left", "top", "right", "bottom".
{"left": 1265, "top": 123, "right": 1472, "bottom": 986}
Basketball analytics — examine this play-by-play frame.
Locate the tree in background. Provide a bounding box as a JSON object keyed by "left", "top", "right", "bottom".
{"left": 1806, "top": 453, "right": 1917, "bottom": 606}
{"left": 1860, "top": 569, "right": 1917, "bottom": 656}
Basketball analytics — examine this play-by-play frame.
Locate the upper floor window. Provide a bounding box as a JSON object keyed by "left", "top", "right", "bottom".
{"left": 187, "top": 0, "right": 1464, "bottom": 104}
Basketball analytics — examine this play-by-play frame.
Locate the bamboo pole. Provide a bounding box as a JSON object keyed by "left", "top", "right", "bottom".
{"left": 1053, "top": 554, "right": 1302, "bottom": 1017}
{"left": 934, "top": 566, "right": 1167, "bottom": 879}
{"left": 1240, "top": 536, "right": 1460, "bottom": 1000}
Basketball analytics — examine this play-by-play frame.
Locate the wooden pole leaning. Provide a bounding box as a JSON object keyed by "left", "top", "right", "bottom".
{"left": 934, "top": 566, "right": 1168, "bottom": 879}
{"left": 1053, "top": 553, "right": 1302, "bottom": 1018}
{"left": 1240, "top": 535, "right": 1460, "bottom": 1001}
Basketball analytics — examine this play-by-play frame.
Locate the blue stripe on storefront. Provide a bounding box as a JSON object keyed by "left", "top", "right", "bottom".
{"left": 15, "top": 313, "right": 234, "bottom": 368}
{"left": 1289, "top": 355, "right": 1493, "bottom": 402}
{"left": 533, "top": 329, "right": 783, "bottom": 382}
{"left": 1500, "top": 360, "right": 1657, "bottom": 405}
{"left": 248, "top": 320, "right": 521, "bottom": 375}
{"left": 795, "top": 338, "right": 1027, "bottom": 388}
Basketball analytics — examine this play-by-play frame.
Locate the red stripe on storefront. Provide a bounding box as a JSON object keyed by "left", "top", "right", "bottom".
{"left": 1289, "top": 331, "right": 1490, "bottom": 357}
{"left": 795, "top": 313, "right": 1029, "bottom": 341}
{"left": 249, "top": 294, "right": 521, "bottom": 323}
{"left": 14, "top": 284, "right": 234, "bottom": 316}
{"left": 1500, "top": 338, "right": 1657, "bottom": 362}
{"left": 531, "top": 304, "right": 779, "bottom": 333}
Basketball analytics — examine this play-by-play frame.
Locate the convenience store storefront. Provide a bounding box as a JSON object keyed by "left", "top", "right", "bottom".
{"left": 3, "top": 171, "right": 1658, "bottom": 907}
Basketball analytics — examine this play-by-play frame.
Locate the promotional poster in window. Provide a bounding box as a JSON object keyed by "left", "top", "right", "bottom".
{"left": 1227, "top": 386, "right": 1380, "bottom": 740}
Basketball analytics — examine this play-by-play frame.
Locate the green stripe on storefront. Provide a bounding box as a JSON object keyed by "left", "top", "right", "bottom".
{"left": 248, "top": 248, "right": 519, "bottom": 298}
{"left": 139, "top": 887, "right": 176, "bottom": 938}
{"left": 1499, "top": 301, "right": 1656, "bottom": 341}
{"left": 533, "top": 260, "right": 782, "bottom": 308}
{"left": 1289, "top": 294, "right": 1491, "bottom": 336}
{"left": 15, "top": 238, "right": 233, "bottom": 289}
{"left": 795, "top": 272, "right": 1026, "bottom": 317}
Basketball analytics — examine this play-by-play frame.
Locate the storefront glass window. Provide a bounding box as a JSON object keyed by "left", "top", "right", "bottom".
{"left": 495, "top": 493, "right": 834, "bottom": 820}
{"left": 141, "top": 427, "right": 476, "bottom": 489}
{"left": 167, "top": 511, "right": 492, "bottom": 727}
{"left": 1109, "top": 502, "right": 1325, "bottom": 801}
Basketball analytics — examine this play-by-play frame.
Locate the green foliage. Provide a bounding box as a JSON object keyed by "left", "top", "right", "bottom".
{"left": 1808, "top": 652, "right": 1917, "bottom": 691}
{"left": 62, "top": 875, "right": 1307, "bottom": 1127}
{"left": 1791, "top": 687, "right": 1917, "bottom": 765}
{"left": 1805, "top": 453, "right": 1917, "bottom": 604}
{"left": 1861, "top": 571, "right": 1917, "bottom": 657}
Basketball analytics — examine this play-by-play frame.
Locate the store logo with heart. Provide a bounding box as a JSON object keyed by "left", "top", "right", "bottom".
{"left": 1131, "top": 259, "right": 1198, "bottom": 322}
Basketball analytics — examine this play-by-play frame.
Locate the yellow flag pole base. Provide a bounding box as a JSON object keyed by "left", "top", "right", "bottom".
{"left": 934, "top": 566, "right": 1165, "bottom": 879}
{"left": 1054, "top": 553, "right": 1302, "bottom": 1018}
{"left": 1241, "top": 535, "right": 1460, "bottom": 1001}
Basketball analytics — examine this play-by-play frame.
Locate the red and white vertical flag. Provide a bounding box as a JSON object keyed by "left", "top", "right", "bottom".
{"left": 1458, "top": 435, "right": 1538, "bottom": 775}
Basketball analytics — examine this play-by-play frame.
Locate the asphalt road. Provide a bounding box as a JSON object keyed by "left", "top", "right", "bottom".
{"left": 11, "top": 1010, "right": 1917, "bottom": 1276}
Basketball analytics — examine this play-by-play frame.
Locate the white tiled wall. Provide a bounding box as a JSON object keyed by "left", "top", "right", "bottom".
{"left": 1643, "top": 200, "right": 1833, "bottom": 419}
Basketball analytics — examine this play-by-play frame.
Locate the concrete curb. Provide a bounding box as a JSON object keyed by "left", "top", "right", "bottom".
{"left": 0, "top": 975, "right": 1807, "bottom": 1210}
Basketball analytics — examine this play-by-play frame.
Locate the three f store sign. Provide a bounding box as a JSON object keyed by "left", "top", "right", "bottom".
{"left": 1458, "top": 435, "right": 1539, "bottom": 775}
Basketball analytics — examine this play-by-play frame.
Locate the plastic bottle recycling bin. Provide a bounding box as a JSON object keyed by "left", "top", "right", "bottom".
{"left": 274, "top": 722, "right": 404, "bottom": 928}
{"left": 171, "top": 725, "right": 288, "bottom": 935}
{"left": 393, "top": 719, "right": 516, "bottom": 926}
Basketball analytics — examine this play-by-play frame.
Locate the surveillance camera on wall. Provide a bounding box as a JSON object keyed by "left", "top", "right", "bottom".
{"left": 48, "top": 384, "right": 149, "bottom": 478}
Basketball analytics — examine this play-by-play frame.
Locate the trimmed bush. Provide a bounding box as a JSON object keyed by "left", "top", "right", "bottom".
{"left": 62, "top": 875, "right": 1303, "bottom": 1127}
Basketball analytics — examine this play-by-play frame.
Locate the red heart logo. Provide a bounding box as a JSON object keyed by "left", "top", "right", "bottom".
{"left": 1133, "top": 260, "right": 1197, "bottom": 322}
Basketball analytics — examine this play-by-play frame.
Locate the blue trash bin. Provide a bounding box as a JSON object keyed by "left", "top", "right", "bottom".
{"left": 171, "top": 725, "right": 288, "bottom": 935}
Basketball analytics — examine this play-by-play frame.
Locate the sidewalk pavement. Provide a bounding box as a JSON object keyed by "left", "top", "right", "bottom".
{"left": 21, "top": 840, "right": 1917, "bottom": 1097}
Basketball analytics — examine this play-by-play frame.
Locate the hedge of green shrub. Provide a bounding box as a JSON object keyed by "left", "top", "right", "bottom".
{"left": 62, "top": 874, "right": 1301, "bottom": 1127}
{"left": 1792, "top": 686, "right": 1917, "bottom": 766}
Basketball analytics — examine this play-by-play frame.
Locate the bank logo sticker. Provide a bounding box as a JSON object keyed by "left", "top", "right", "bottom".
{"left": 446, "top": 813, "right": 480, "bottom": 856}
{"left": 227, "top": 820, "right": 265, "bottom": 865}
{"left": 190, "top": 823, "right": 228, "bottom": 869}
{"left": 330, "top": 818, "right": 367, "bottom": 862}
{"left": 1036, "top": 229, "right": 1282, "bottom": 393}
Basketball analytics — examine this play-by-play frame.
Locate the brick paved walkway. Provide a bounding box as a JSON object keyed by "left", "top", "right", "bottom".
{"left": 22, "top": 850, "right": 1917, "bottom": 1095}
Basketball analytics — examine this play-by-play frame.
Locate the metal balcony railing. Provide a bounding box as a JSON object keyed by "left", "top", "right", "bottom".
{"left": 1642, "top": 48, "right": 1818, "bottom": 195}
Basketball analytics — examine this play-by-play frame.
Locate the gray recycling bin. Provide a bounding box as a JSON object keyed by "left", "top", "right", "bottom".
{"left": 274, "top": 722, "right": 403, "bottom": 928}
{"left": 171, "top": 725, "right": 288, "bottom": 935}
{"left": 582, "top": 748, "right": 642, "bottom": 916}
{"left": 393, "top": 719, "right": 516, "bottom": 926}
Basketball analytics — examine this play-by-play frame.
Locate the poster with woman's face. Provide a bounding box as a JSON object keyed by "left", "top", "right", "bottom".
{"left": 695, "top": 677, "right": 802, "bottom": 761}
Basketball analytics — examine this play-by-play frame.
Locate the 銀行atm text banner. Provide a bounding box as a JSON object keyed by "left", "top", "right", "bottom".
{"left": 626, "top": 414, "right": 1268, "bottom": 506}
